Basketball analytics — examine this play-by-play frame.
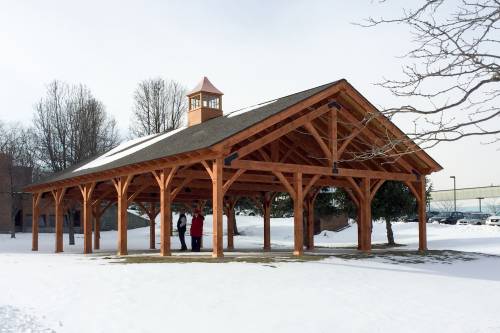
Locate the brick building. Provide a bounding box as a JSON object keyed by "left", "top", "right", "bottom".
{"left": 0, "top": 153, "right": 33, "bottom": 233}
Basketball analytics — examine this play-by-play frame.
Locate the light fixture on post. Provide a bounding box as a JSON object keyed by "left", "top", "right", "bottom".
{"left": 477, "top": 197, "right": 484, "bottom": 212}
{"left": 450, "top": 176, "right": 456, "bottom": 213}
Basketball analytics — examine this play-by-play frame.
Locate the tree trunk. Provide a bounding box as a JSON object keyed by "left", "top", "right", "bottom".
{"left": 385, "top": 216, "right": 395, "bottom": 245}
{"left": 68, "top": 210, "right": 75, "bottom": 245}
{"left": 170, "top": 210, "right": 173, "bottom": 236}
{"left": 10, "top": 208, "right": 16, "bottom": 238}
{"left": 232, "top": 209, "right": 240, "bottom": 235}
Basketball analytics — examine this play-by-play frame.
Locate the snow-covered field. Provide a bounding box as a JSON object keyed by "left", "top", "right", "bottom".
{"left": 1, "top": 216, "right": 500, "bottom": 333}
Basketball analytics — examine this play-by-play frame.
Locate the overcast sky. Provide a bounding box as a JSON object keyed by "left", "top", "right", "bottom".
{"left": 0, "top": 0, "right": 498, "bottom": 191}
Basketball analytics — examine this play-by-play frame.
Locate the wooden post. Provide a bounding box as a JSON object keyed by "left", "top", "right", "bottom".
{"left": 79, "top": 183, "right": 95, "bottom": 254}
{"left": 94, "top": 214, "right": 100, "bottom": 250}
{"left": 152, "top": 168, "right": 177, "bottom": 256}
{"left": 418, "top": 178, "right": 427, "bottom": 252}
{"left": 149, "top": 219, "right": 156, "bottom": 249}
{"left": 306, "top": 195, "right": 314, "bottom": 250}
{"left": 160, "top": 182, "right": 171, "bottom": 256}
{"left": 330, "top": 107, "right": 338, "bottom": 164}
{"left": 263, "top": 192, "right": 272, "bottom": 251}
{"left": 356, "top": 208, "right": 362, "bottom": 250}
{"left": 32, "top": 193, "right": 41, "bottom": 251}
{"left": 51, "top": 188, "right": 66, "bottom": 253}
{"left": 112, "top": 176, "right": 132, "bottom": 256}
{"left": 293, "top": 172, "right": 304, "bottom": 256}
{"left": 360, "top": 178, "right": 371, "bottom": 252}
{"left": 212, "top": 158, "right": 224, "bottom": 258}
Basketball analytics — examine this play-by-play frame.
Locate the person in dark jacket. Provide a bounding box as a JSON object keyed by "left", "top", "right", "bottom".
{"left": 190, "top": 208, "right": 204, "bottom": 252}
{"left": 177, "top": 208, "right": 188, "bottom": 251}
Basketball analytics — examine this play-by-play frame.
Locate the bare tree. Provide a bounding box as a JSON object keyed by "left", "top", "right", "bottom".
{"left": 33, "top": 80, "right": 119, "bottom": 173}
{"left": 486, "top": 198, "right": 499, "bottom": 214}
{"left": 435, "top": 200, "right": 456, "bottom": 213}
{"left": 362, "top": 0, "right": 500, "bottom": 151}
{"left": 130, "top": 78, "right": 187, "bottom": 137}
{"left": 0, "top": 122, "right": 37, "bottom": 169}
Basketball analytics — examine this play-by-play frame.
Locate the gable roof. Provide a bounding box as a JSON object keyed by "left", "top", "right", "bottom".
{"left": 31, "top": 80, "right": 341, "bottom": 187}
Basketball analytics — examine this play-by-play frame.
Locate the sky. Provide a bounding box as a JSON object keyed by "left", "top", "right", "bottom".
{"left": 0, "top": 0, "right": 498, "bottom": 191}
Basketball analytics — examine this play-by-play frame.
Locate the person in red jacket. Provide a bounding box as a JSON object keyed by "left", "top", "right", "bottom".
{"left": 190, "top": 208, "right": 204, "bottom": 252}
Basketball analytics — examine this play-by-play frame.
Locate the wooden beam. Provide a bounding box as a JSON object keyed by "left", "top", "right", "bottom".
{"left": 346, "top": 177, "right": 362, "bottom": 199}
{"left": 171, "top": 176, "right": 193, "bottom": 200}
{"left": 91, "top": 187, "right": 114, "bottom": 206}
{"left": 404, "top": 181, "right": 421, "bottom": 204}
{"left": 153, "top": 168, "right": 177, "bottom": 256}
{"left": 127, "top": 182, "right": 153, "bottom": 204}
{"left": 222, "top": 169, "right": 246, "bottom": 195}
{"left": 337, "top": 126, "right": 365, "bottom": 158}
{"left": 79, "top": 182, "right": 95, "bottom": 254}
{"left": 304, "top": 122, "right": 332, "bottom": 161}
{"left": 112, "top": 176, "right": 132, "bottom": 255}
{"left": 229, "top": 160, "right": 418, "bottom": 182}
{"left": 25, "top": 149, "right": 220, "bottom": 193}
{"left": 330, "top": 107, "right": 338, "bottom": 163}
{"left": 218, "top": 83, "right": 345, "bottom": 149}
{"left": 51, "top": 188, "right": 66, "bottom": 253}
{"left": 303, "top": 174, "right": 321, "bottom": 197}
{"left": 231, "top": 104, "right": 332, "bottom": 161}
{"left": 370, "top": 179, "right": 385, "bottom": 202}
{"left": 201, "top": 160, "right": 213, "bottom": 180}
{"left": 271, "top": 141, "right": 279, "bottom": 161}
{"left": 272, "top": 171, "right": 296, "bottom": 201}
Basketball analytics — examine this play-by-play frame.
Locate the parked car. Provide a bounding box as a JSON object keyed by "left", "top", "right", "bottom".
{"left": 485, "top": 215, "right": 500, "bottom": 226}
{"left": 456, "top": 213, "right": 491, "bottom": 225}
{"left": 427, "top": 211, "right": 440, "bottom": 220}
{"left": 236, "top": 209, "right": 256, "bottom": 216}
{"left": 429, "top": 212, "right": 465, "bottom": 225}
{"left": 428, "top": 212, "right": 451, "bottom": 223}
{"left": 404, "top": 215, "right": 419, "bottom": 222}
{"left": 403, "top": 211, "right": 440, "bottom": 223}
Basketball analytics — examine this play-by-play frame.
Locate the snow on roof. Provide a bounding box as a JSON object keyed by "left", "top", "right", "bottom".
{"left": 74, "top": 127, "right": 187, "bottom": 172}
{"left": 225, "top": 99, "right": 278, "bottom": 118}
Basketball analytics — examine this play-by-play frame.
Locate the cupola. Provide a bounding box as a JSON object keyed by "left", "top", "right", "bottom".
{"left": 187, "top": 77, "right": 223, "bottom": 126}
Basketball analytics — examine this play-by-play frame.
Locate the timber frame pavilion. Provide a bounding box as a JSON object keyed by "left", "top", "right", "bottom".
{"left": 25, "top": 78, "right": 442, "bottom": 258}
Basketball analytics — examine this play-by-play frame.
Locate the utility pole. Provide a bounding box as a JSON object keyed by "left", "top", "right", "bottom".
{"left": 450, "top": 176, "right": 456, "bottom": 213}
{"left": 477, "top": 197, "right": 484, "bottom": 212}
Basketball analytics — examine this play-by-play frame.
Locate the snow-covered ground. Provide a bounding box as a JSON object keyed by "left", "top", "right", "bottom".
{"left": 1, "top": 216, "right": 500, "bottom": 333}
